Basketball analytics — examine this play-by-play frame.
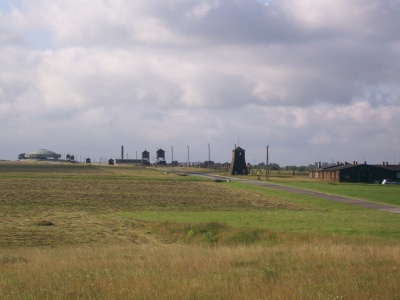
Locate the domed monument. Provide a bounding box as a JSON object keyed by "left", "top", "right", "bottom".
{"left": 19, "top": 149, "right": 61, "bottom": 160}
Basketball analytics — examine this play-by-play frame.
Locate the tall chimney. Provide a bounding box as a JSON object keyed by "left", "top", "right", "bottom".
{"left": 121, "top": 145, "right": 124, "bottom": 160}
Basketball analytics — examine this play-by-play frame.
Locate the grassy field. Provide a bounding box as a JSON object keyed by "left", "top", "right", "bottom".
{"left": 0, "top": 162, "right": 399, "bottom": 299}
{"left": 265, "top": 172, "right": 400, "bottom": 207}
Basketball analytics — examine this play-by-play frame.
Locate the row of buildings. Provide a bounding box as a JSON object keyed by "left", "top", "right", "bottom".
{"left": 18, "top": 149, "right": 152, "bottom": 165}
{"left": 309, "top": 161, "right": 400, "bottom": 184}
{"left": 18, "top": 146, "right": 250, "bottom": 175}
{"left": 18, "top": 148, "right": 400, "bottom": 183}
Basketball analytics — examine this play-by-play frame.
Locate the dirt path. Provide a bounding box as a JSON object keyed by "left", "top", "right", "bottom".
{"left": 171, "top": 170, "right": 400, "bottom": 214}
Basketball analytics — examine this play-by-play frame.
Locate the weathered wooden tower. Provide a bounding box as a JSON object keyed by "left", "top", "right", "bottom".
{"left": 156, "top": 149, "right": 166, "bottom": 165}
{"left": 230, "top": 146, "right": 248, "bottom": 175}
{"left": 142, "top": 150, "right": 150, "bottom": 165}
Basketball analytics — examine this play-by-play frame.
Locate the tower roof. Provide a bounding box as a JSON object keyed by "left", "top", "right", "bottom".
{"left": 233, "top": 146, "right": 245, "bottom": 151}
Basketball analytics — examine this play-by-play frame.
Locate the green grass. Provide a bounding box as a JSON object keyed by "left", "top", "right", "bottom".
{"left": 122, "top": 209, "right": 400, "bottom": 239}
{"left": 1, "top": 162, "right": 399, "bottom": 248}
{"left": 269, "top": 178, "right": 400, "bottom": 206}
{"left": 1, "top": 162, "right": 400, "bottom": 299}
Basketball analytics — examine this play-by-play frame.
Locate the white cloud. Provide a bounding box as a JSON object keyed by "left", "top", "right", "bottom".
{"left": 0, "top": 0, "right": 400, "bottom": 165}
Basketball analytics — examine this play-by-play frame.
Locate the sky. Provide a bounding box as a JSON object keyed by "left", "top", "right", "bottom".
{"left": 1, "top": 0, "right": 400, "bottom": 166}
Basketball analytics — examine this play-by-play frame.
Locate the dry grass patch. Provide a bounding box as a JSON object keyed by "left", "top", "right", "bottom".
{"left": 1, "top": 163, "right": 400, "bottom": 299}
{"left": 0, "top": 176, "right": 309, "bottom": 212}
{"left": 0, "top": 169, "right": 315, "bottom": 248}
{"left": 1, "top": 242, "right": 399, "bottom": 299}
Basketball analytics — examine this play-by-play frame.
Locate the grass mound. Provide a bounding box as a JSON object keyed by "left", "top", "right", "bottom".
{"left": 35, "top": 221, "right": 55, "bottom": 226}
{"left": 148, "top": 221, "right": 291, "bottom": 246}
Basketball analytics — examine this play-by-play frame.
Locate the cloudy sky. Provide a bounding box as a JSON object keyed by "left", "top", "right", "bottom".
{"left": 1, "top": 0, "right": 399, "bottom": 166}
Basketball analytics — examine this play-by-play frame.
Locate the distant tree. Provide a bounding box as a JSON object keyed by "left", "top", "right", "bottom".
{"left": 202, "top": 160, "right": 215, "bottom": 168}
{"left": 254, "top": 162, "right": 280, "bottom": 170}
{"left": 285, "top": 166, "right": 298, "bottom": 171}
{"left": 310, "top": 162, "right": 336, "bottom": 169}
{"left": 269, "top": 163, "right": 281, "bottom": 171}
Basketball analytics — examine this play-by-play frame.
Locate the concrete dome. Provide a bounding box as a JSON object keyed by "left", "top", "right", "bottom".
{"left": 25, "top": 149, "right": 61, "bottom": 160}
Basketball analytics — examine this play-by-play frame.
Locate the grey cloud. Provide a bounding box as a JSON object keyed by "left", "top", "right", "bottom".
{"left": 1, "top": 0, "right": 400, "bottom": 164}
{"left": 12, "top": 0, "right": 400, "bottom": 108}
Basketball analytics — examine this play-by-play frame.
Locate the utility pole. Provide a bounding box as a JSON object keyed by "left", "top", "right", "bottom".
{"left": 266, "top": 145, "right": 269, "bottom": 180}
{"left": 187, "top": 145, "right": 190, "bottom": 167}
{"left": 208, "top": 143, "right": 211, "bottom": 168}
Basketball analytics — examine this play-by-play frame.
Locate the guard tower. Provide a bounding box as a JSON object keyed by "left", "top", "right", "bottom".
{"left": 142, "top": 150, "right": 150, "bottom": 165}
{"left": 156, "top": 148, "right": 166, "bottom": 165}
{"left": 230, "top": 146, "right": 248, "bottom": 175}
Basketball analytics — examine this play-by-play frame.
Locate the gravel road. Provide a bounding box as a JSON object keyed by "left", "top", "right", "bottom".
{"left": 171, "top": 170, "right": 400, "bottom": 214}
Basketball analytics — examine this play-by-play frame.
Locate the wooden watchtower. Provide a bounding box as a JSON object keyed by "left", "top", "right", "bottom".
{"left": 142, "top": 150, "right": 150, "bottom": 165}
{"left": 156, "top": 149, "right": 166, "bottom": 165}
{"left": 230, "top": 146, "right": 248, "bottom": 175}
